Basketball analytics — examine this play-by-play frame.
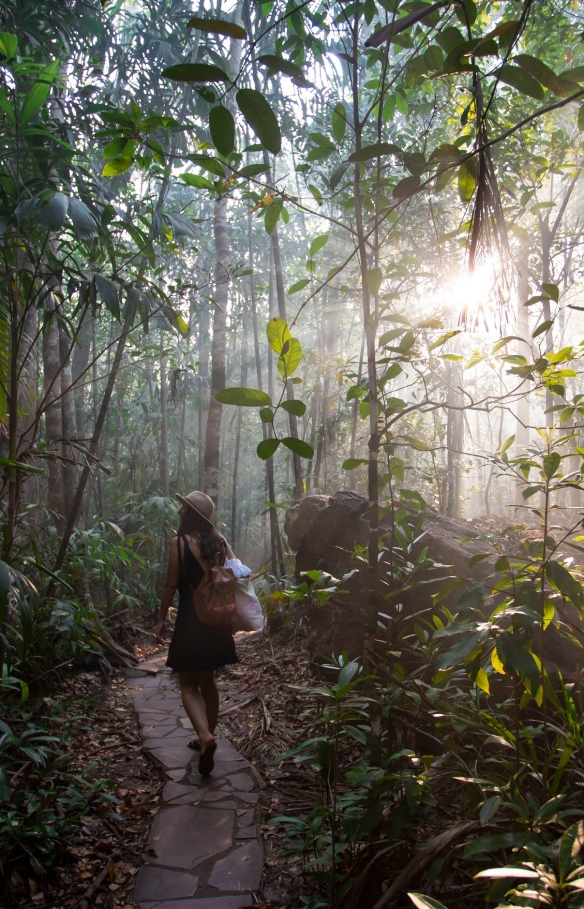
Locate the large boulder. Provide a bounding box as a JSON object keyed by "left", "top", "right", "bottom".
{"left": 284, "top": 492, "right": 584, "bottom": 680}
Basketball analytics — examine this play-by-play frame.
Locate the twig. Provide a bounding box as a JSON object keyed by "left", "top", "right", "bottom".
{"left": 76, "top": 859, "right": 116, "bottom": 909}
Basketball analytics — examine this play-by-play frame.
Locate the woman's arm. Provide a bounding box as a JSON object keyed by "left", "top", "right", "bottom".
{"left": 156, "top": 537, "right": 180, "bottom": 642}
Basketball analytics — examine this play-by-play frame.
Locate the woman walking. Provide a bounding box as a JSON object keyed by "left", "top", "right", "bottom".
{"left": 156, "top": 491, "right": 238, "bottom": 776}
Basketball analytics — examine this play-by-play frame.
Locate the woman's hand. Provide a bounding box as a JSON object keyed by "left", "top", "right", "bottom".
{"left": 155, "top": 615, "right": 167, "bottom": 643}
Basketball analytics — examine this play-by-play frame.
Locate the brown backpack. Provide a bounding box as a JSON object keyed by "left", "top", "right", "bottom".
{"left": 191, "top": 537, "right": 236, "bottom": 627}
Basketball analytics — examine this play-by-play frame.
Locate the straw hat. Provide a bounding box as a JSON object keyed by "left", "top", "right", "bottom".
{"left": 175, "top": 490, "right": 215, "bottom": 529}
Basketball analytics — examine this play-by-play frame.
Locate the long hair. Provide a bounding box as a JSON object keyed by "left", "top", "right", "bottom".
{"left": 176, "top": 508, "right": 223, "bottom": 561}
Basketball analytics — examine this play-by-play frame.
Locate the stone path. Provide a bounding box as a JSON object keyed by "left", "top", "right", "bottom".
{"left": 126, "top": 654, "right": 263, "bottom": 909}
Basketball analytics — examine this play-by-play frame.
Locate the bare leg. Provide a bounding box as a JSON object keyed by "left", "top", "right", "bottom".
{"left": 177, "top": 671, "right": 215, "bottom": 751}
{"left": 200, "top": 671, "right": 219, "bottom": 734}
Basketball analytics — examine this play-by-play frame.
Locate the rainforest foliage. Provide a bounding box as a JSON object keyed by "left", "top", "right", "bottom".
{"left": 4, "top": 0, "right": 584, "bottom": 905}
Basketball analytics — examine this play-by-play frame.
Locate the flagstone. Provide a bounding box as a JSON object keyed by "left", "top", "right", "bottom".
{"left": 148, "top": 806, "right": 233, "bottom": 870}
{"left": 207, "top": 841, "right": 262, "bottom": 892}
{"left": 134, "top": 866, "right": 198, "bottom": 902}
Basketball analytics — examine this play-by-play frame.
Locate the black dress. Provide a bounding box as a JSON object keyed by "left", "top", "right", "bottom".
{"left": 166, "top": 535, "right": 238, "bottom": 672}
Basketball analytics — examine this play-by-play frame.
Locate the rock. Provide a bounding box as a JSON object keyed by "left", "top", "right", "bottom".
{"left": 284, "top": 491, "right": 584, "bottom": 679}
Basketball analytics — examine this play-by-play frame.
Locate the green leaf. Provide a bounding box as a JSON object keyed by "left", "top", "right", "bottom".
{"left": 578, "top": 104, "right": 584, "bottom": 132}
{"left": 38, "top": 192, "right": 68, "bottom": 230}
{"left": 514, "top": 54, "right": 571, "bottom": 97}
{"left": 0, "top": 457, "right": 44, "bottom": 475}
{"left": 366, "top": 267, "right": 383, "bottom": 296}
{"left": 533, "top": 320, "right": 552, "bottom": 339}
{"left": 497, "top": 64, "right": 545, "bottom": 100}
{"left": 266, "top": 318, "right": 291, "bottom": 354}
{"left": 102, "top": 156, "right": 133, "bottom": 176}
{"left": 0, "top": 33, "right": 18, "bottom": 59}
{"left": 393, "top": 175, "right": 420, "bottom": 198}
{"left": 500, "top": 435, "right": 515, "bottom": 456}
{"left": 463, "top": 831, "right": 528, "bottom": 859}
{"left": 277, "top": 337, "right": 302, "bottom": 377}
{"left": 559, "top": 821, "right": 584, "bottom": 884}
{"left": 338, "top": 661, "right": 359, "bottom": 686}
{"left": 330, "top": 162, "right": 350, "bottom": 190}
{"left": 408, "top": 893, "right": 450, "bottom": 909}
{"left": 435, "top": 631, "right": 482, "bottom": 671}
{"left": 236, "top": 88, "right": 281, "bottom": 155}
{"left": 349, "top": 142, "right": 401, "bottom": 163}
{"left": 181, "top": 173, "right": 215, "bottom": 190}
{"left": 189, "top": 154, "right": 226, "bottom": 177}
{"left": 547, "top": 560, "right": 584, "bottom": 610}
{"left": 20, "top": 58, "right": 60, "bottom": 125}
{"left": 239, "top": 163, "right": 270, "bottom": 178}
{"left": 186, "top": 16, "right": 247, "bottom": 39}
{"left": 310, "top": 234, "right": 328, "bottom": 257}
{"left": 257, "top": 437, "right": 280, "bottom": 460}
{"left": 458, "top": 161, "right": 477, "bottom": 203}
{"left": 281, "top": 437, "right": 314, "bottom": 459}
{"left": 288, "top": 279, "right": 310, "bottom": 295}
{"left": 281, "top": 399, "right": 306, "bottom": 417}
{"left": 543, "top": 451, "right": 561, "bottom": 479}
{"left": 542, "top": 282, "right": 560, "bottom": 302}
{"left": 309, "top": 184, "right": 323, "bottom": 205}
{"left": 429, "top": 330, "right": 461, "bottom": 351}
{"left": 215, "top": 387, "right": 272, "bottom": 406}
{"left": 496, "top": 631, "right": 540, "bottom": 694}
{"left": 332, "top": 103, "right": 346, "bottom": 142}
{"left": 259, "top": 407, "right": 273, "bottom": 423}
{"left": 265, "top": 199, "right": 283, "bottom": 234}
{"left": 342, "top": 458, "right": 369, "bottom": 470}
{"left": 209, "top": 105, "right": 235, "bottom": 156}
{"left": 258, "top": 54, "right": 310, "bottom": 86}
{"left": 162, "top": 63, "right": 230, "bottom": 83}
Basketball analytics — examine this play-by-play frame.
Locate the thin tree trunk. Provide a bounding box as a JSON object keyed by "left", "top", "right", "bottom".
{"left": 43, "top": 313, "right": 64, "bottom": 526}
{"left": 231, "top": 298, "right": 248, "bottom": 545}
{"left": 60, "top": 327, "right": 79, "bottom": 523}
{"left": 160, "top": 331, "right": 170, "bottom": 497}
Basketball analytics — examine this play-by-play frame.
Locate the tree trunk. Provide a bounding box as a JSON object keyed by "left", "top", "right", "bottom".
{"left": 160, "top": 332, "right": 170, "bottom": 497}
{"left": 43, "top": 313, "right": 64, "bottom": 526}
{"left": 231, "top": 298, "right": 248, "bottom": 545}
{"left": 72, "top": 312, "right": 92, "bottom": 441}
{"left": 204, "top": 196, "right": 229, "bottom": 505}
{"left": 60, "top": 327, "right": 79, "bottom": 523}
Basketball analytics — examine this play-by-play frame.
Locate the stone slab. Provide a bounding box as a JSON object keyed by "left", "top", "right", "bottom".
{"left": 149, "top": 899, "right": 250, "bottom": 909}
{"left": 134, "top": 867, "right": 198, "bottom": 901}
{"left": 222, "top": 773, "right": 253, "bottom": 792}
{"left": 163, "top": 782, "right": 196, "bottom": 803}
{"left": 235, "top": 827, "right": 257, "bottom": 840}
{"left": 126, "top": 668, "right": 152, "bottom": 678}
{"left": 236, "top": 810, "right": 254, "bottom": 826}
{"left": 127, "top": 676, "right": 163, "bottom": 688}
{"left": 165, "top": 769, "right": 188, "bottom": 782}
{"left": 147, "top": 743, "right": 194, "bottom": 770}
{"left": 149, "top": 806, "right": 233, "bottom": 870}
{"left": 230, "top": 792, "right": 258, "bottom": 805}
{"left": 207, "top": 841, "right": 262, "bottom": 892}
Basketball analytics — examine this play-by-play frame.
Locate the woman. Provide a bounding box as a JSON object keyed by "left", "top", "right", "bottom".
{"left": 156, "top": 490, "right": 238, "bottom": 776}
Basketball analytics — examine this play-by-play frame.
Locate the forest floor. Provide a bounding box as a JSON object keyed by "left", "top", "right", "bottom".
{"left": 14, "top": 626, "right": 316, "bottom": 909}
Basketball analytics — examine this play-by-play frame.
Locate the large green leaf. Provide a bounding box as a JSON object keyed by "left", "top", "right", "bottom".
{"left": 332, "top": 103, "right": 347, "bottom": 142}
{"left": 277, "top": 337, "right": 302, "bottom": 377}
{"left": 257, "top": 437, "right": 280, "bottom": 460}
{"left": 102, "top": 155, "right": 133, "bottom": 176}
{"left": 366, "top": 267, "right": 383, "bottom": 296}
{"left": 266, "top": 317, "right": 291, "bottom": 354}
{"left": 458, "top": 161, "right": 476, "bottom": 203}
{"left": 265, "top": 200, "right": 283, "bottom": 234}
{"left": 236, "top": 89, "right": 281, "bottom": 155}
{"left": 496, "top": 64, "right": 545, "bottom": 100}
{"left": 38, "top": 192, "right": 68, "bottom": 230}
{"left": 393, "top": 175, "right": 420, "bottom": 198}
{"left": 514, "top": 54, "right": 573, "bottom": 97}
{"left": 0, "top": 33, "right": 18, "bottom": 59}
{"left": 209, "top": 105, "right": 235, "bottom": 156}
{"left": 20, "top": 58, "right": 60, "bottom": 125}
{"left": 258, "top": 54, "right": 310, "bottom": 86}
{"left": 186, "top": 16, "right": 247, "bottom": 39}
{"left": 496, "top": 631, "right": 540, "bottom": 694}
{"left": 349, "top": 142, "right": 401, "bottom": 163}
{"left": 162, "top": 63, "right": 230, "bottom": 83}
{"left": 215, "top": 387, "right": 272, "bottom": 407}
{"left": 547, "top": 560, "right": 584, "bottom": 611}
{"left": 408, "top": 894, "right": 450, "bottom": 909}
{"left": 543, "top": 451, "right": 561, "bottom": 479}
{"left": 281, "top": 400, "right": 306, "bottom": 417}
{"left": 309, "top": 234, "right": 328, "bottom": 257}
{"left": 342, "top": 458, "right": 369, "bottom": 470}
{"left": 181, "top": 173, "right": 215, "bottom": 190}
{"left": 239, "top": 163, "right": 270, "bottom": 178}
{"left": 281, "top": 437, "right": 314, "bottom": 459}
{"left": 435, "top": 631, "right": 482, "bottom": 671}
